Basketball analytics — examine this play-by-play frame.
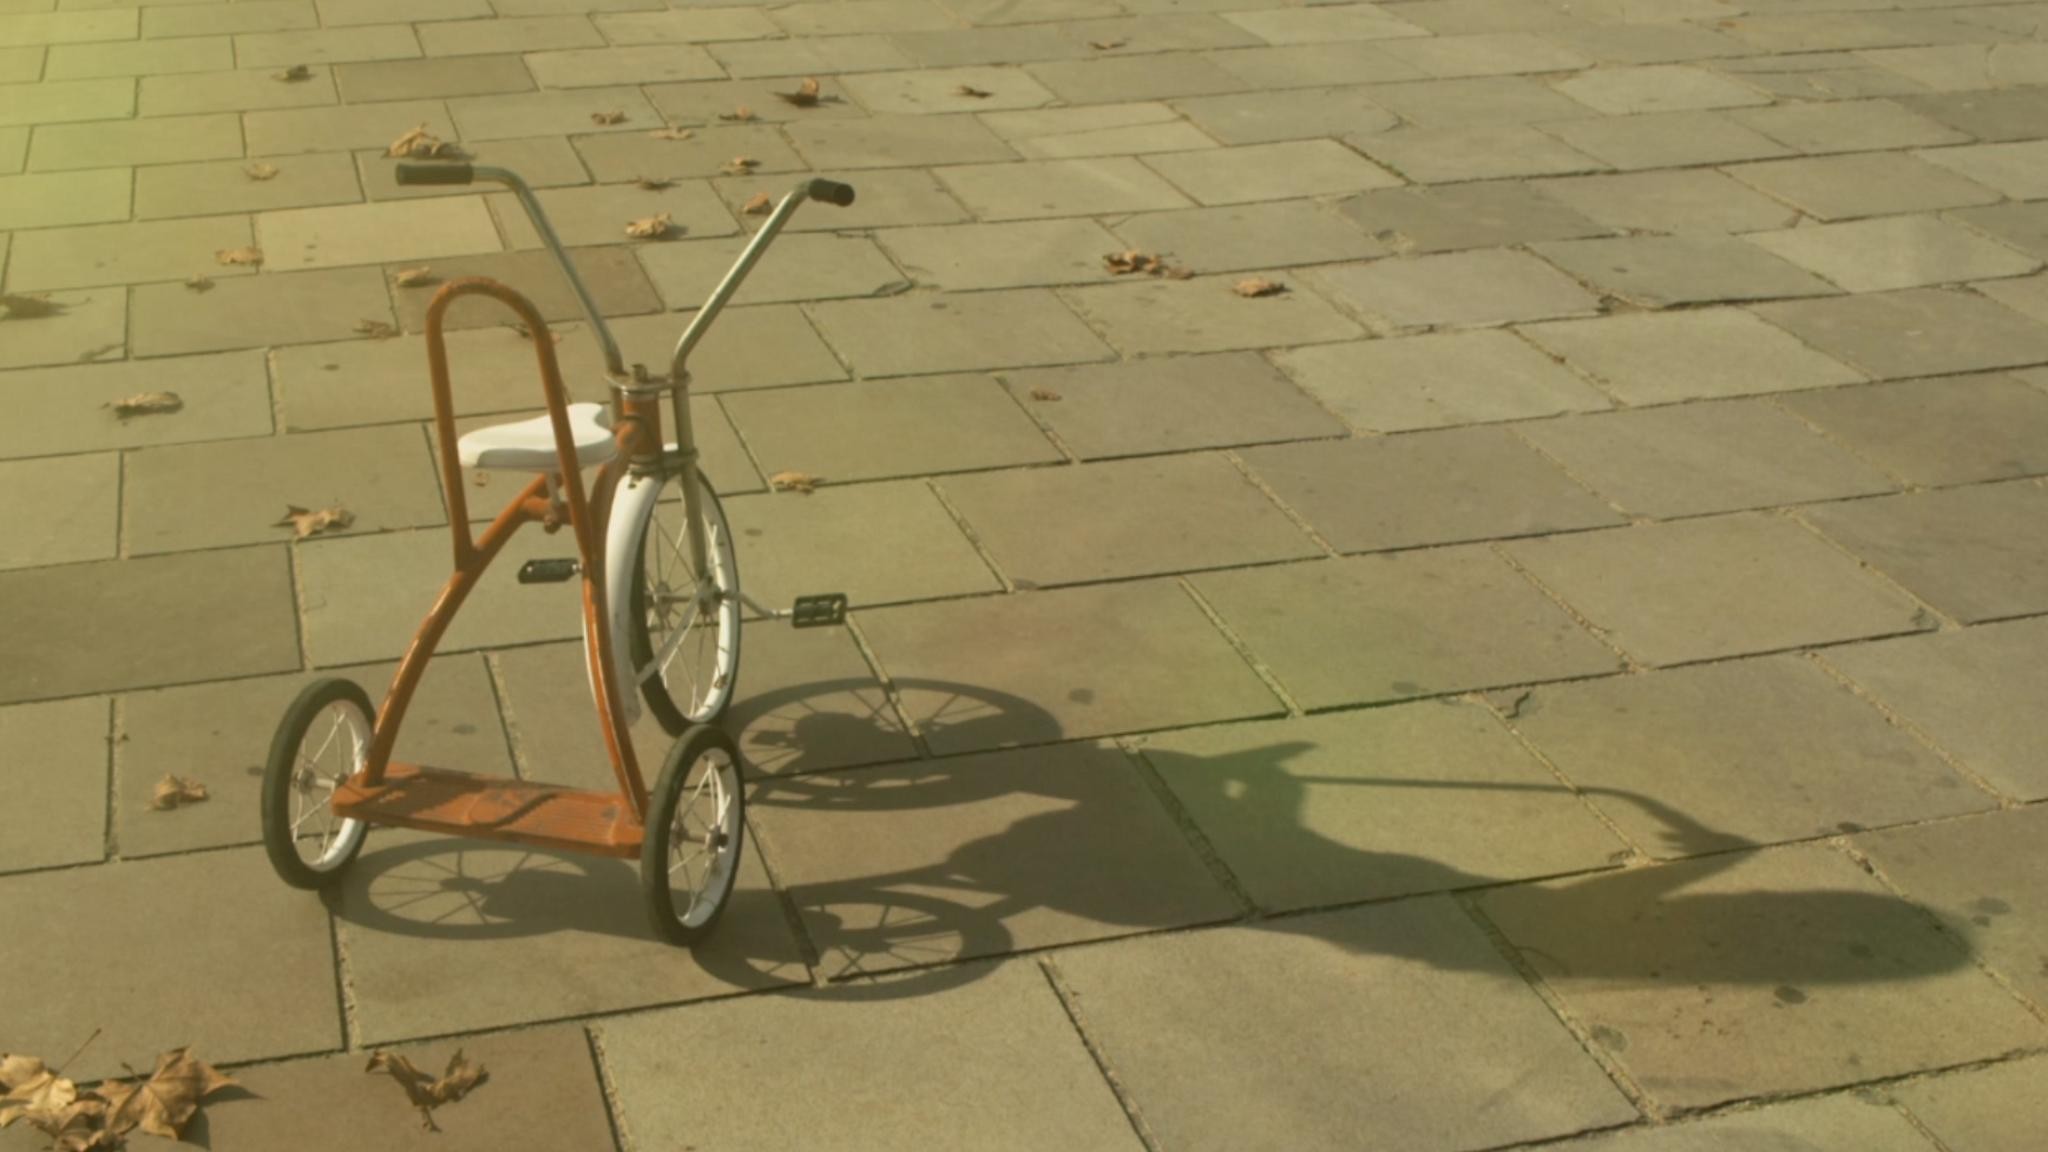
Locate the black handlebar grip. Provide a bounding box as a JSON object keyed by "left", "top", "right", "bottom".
{"left": 805, "top": 178, "right": 856, "bottom": 207}
{"left": 395, "top": 162, "right": 475, "bottom": 186}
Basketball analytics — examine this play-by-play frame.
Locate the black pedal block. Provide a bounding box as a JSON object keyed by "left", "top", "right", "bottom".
{"left": 517, "top": 558, "right": 580, "bottom": 584}
{"left": 792, "top": 593, "right": 848, "bottom": 628}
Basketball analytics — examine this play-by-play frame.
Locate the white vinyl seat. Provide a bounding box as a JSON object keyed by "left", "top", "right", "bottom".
{"left": 457, "top": 402, "right": 618, "bottom": 471}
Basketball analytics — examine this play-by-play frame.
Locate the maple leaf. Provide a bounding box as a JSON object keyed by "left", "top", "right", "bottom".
{"left": 185, "top": 275, "right": 214, "bottom": 293}
{"left": 274, "top": 504, "right": 356, "bottom": 539}
{"left": 720, "top": 156, "right": 760, "bottom": 175}
{"left": 769, "top": 470, "right": 819, "bottom": 494}
{"left": 387, "top": 124, "right": 459, "bottom": 160}
{"left": 648, "top": 126, "right": 694, "bottom": 140}
{"left": 354, "top": 318, "right": 399, "bottom": 339}
{"left": 366, "top": 1050, "right": 488, "bottom": 1133}
{"left": 591, "top": 109, "right": 626, "bottom": 125}
{"left": 151, "top": 774, "right": 209, "bottom": 810}
{"left": 392, "top": 266, "right": 436, "bottom": 288}
{"left": 0, "top": 292, "right": 63, "bottom": 319}
{"left": 633, "top": 175, "right": 674, "bottom": 190}
{"left": 625, "top": 212, "right": 675, "bottom": 239}
{"left": 245, "top": 162, "right": 279, "bottom": 181}
{"left": 776, "top": 76, "right": 823, "bottom": 107}
{"left": 954, "top": 84, "right": 993, "bottom": 98}
{"left": 717, "top": 105, "right": 755, "bottom": 122}
{"left": 0, "top": 1056, "right": 77, "bottom": 1131}
{"left": 216, "top": 246, "right": 263, "bottom": 267}
{"left": 741, "top": 192, "right": 773, "bottom": 216}
{"left": 106, "top": 392, "right": 183, "bottom": 419}
{"left": 97, "top": 1049, "right": 236, "bottom": 1141}
{"left": 274, "top": 63, "right": 312, "bottom": 82}
{"left": 1234, "top": 276, "right": 1286, "bottom": 297}
{"left": 1028, "top": 387, "right": 1061, "bottom": 401}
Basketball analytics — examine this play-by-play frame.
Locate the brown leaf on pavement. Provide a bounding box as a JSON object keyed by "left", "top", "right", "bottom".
{"left": 648, "top": 126, "right": 695, "bottom": 140}
{"left": 273, "top": 63, "right": 312, "bottom": 82}
{"left": 590, "top": 109, "right": 626, "bottom": 125}
{"left": 107, "top": 392, "right": 184, "bottom": 419}
{"left": 387, "top": 124, "right": 459, "bottom": 160}
{"left": 244, "top": 162, "right": 279, "bottom": 181}
{"left": 718, "top": 105, "right": 755, "bottom": 122}
{"left": 776, "top": 76, "right": 823, "bottom": 107}
{"left": 151, "top": 774, "right": 209, "bottom": 810}
{"left": 954, "top": 84, "right": 993, "bottom": 98}
{"left": 1104, "top": 249, "right": 1160, "bottom": 275}
{"left": 633, "top": 175, "right": 674, "bottom": 190}
{"left": 392, "top": 266, "right": 436, "bottom": 288}
{"left": 185, "top": 275, "right": 214, "bottom": 293}
{"left": 769, "top": 470, "right": 818, "bottom": 494}
{"left": 625, "top": 212, "right": 675, "bottom": 239}
{"left": 741, "top": 192, "right": 773, "bottom": 215}
{"left": 216, "top": 246, "right": 263, "bottom": 267}
{"left": 97, "top": 1049, "right": 236, "bottom": 1141}
{"left": 274, "top": 504, "right": 356, "bottom": 539}
{"left": 720, "top": 156, "right": 759, "bottom": 175}
{"left": 1028, "top": 387, "right": 1061, "bottom": 401}
{"left": 1233, "top": 276, "right": 1287, "bottom": 297}
{"left": 0, "top": 1056, "right": 77, "bottom": 1132}
{"left": 354, "top": 318, "right": 399, "bottom": 339}
{"left": 0, "top": 292, "right": 63, "bottom": 319}
{"left": 1089, "top": 38, "right": 1127, "bottom": 49}
{"left": 365, "top": 1050, "right": 488, "bottom": 1133}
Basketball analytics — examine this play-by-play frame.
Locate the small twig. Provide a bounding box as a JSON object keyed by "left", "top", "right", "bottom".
{"left": 54, "top": 1027, "right": 102, "bottom": 1074}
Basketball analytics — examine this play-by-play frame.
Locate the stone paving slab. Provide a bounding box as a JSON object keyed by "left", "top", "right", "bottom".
{"left": 1724, "top": 151, "right": 2002, "bottom": 222}
{"left": 134, "top": 152, "right": 367, "bottom": 221}
{"left": 1309, "top": 247, "right": 1601, "bottom": 331}
{"left": 601, "top": 961, "right": 1146, "bottom": 1152}
{"left": 0, "top": 350, "right": 274, "bottom": 459}
{"left": 385, "top": 246, "right": 663, "bottom": 332}
{"left": 1064, "top": 272, "right": 1365, "bottom": 355}
{"left": 1275, "top": 329, "right": 1611, "bottom": 433}
{"left": 489, "top": 180, "right": 739, "bottom": 249}
{"left": 805, "top": 289, "right": 1113, "bottom": 376}
{"left": 727, "top": 477, "right": 1003, "bottom": 607}
{"left": 1534, "top": 234, "right": 1841, "bottom": 308}
{"left": 1170, "top": 85, "right": 1396, "bottom": 146}
{"left": 1339, "top": 180, "right": 1609, "bottom": 255}
{"left": 1111, "top": 199, "right": 1387, "bottom": 273}
{"left": 1542, "top": 110, "right": 1794, "bottom": 171}
{"left": 0, "top": 695, "right": 108, "bottom": 874}
{"left": 5, "top": 215, "right": 259, "bottom": 292}
{"left": 1752, "top": 288, "right": 2048, "bottom": 380}
{"left": 999, "top": 351, "right": 1347, "bottom": 460}
{"left": 1139, "top": 703, "right": 1629, "bottom": 911}
{"left": 877, "top": 217, "right": 1121, "bottom": 290}
{"left": 1747, "top": 214, "right": 2040, "bottom": 293}
{"left": 1800, "top": 481, "right": 2048, "bottom": 625}
{"left": 0, "top": 452, "right": 117, "bottom": 570}
{"left": 1547, "top": 1094, "right": 1936, "bottom": 1151}
{"left": 0, "top": 287, "right": 126, "bottom": 369}
{"left": 722, "top": 372, "right": 1062, "bottom": 481}
{"left": 1857, "top": 806, "right": 2048, "bottom": 1006}
{"left": 1891, "top": 1054, "right": 2048, "bottom": 1152}
{"left": 26, "top": 110, "right": 243, "bottom": 172}
{"left": 1776, "top": 374, "right": 2048, "bottom": 487}
{"left": 1918, "top": 140, "right": 2048, "bottom": 200}
{"left": 568, "top": 122, "right": 806, "bottom": 182}
{"left": 637, "top": 231, "right": 904, "bottom": 306}
{"left": 1350, "top": 122, "right": 1609, "bottom": 183}
{"left": 1520, "top": 308, "right": 1866, "bottom": 406}
{"left": 1051, "top": 898, "right": 1639, "bottom": 1152}
{"left": 133, "top": 266, "right": 398, "bottom": 357}
{"left": 1477, "top": 844, "right": 2048, "bottom": 1110}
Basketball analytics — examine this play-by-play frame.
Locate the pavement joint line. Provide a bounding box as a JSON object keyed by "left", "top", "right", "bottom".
{"left": 1505, "top": 321, "right": 1630, "bottom": 408}
{"left": 1115, "top": 735, "right": 1259, "bottom": 919}
{"left": 986, "top": 365, "right": 1082, "bottom": 464}
{"left": 836, "top": 608, "right": 933, "bottom": 760}
{"left": 1036, "top": 953, "right": 1165, "bottom": 1152}
{"left": 1171, "top": 571, "right": 1304, "bottom": 718}
{"left": 1504, "top": 419, "right": 1637, "bottom": 520}
{"left": 1474, "top": 688, "right": 1653, "bottom": 864}
{"left": 99, "top": 695, "right": 119, "bottom": 862}
{"left": 737, "top": 812, "right": 827, "bottom": 979}
{"left": 327, "top": 893, "right": 364, "bottom": 1055}
{"left": 1219, "top": 445, "right": 1343, "bottom": 559}
{"left": 920, "top": 472, "right": 1018, "bottom": 593}
{"left": 579, "top": 1023, "right": 634, "bottom": 1152}
{"left": 479, "top": 649, "right": 533, "bottom": 782}
{"left": 1762, "top": 388, "right": 1919, "bottom": 494}
{"left": 1778, "top": 502, "right": 1963, "bottom": 632}
{"left": 1485, "top": 536, "right": 1647, "bottom": 674}
{"left": 284, "top": 535, "right": 316, "bottom": 673}
{"left": 704, "top": 391, "right": 773, "bottom": 492}
{"left": 1803, "top": 647, "right": 2014, "bottom": 808}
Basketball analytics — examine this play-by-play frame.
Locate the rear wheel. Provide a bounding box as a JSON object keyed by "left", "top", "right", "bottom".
{"left": 262, "top": 678, "right": 373, "bottom": 889}
{"left": 641, "top": 724, "right": 747, "bottom": 944}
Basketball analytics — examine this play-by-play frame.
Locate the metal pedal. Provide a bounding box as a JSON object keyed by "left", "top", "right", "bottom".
{"left": 791, "top": 593, "right": 848, "bottom": 628}
{"left": 517, "top": 558, "right": 580, "bottom": 584}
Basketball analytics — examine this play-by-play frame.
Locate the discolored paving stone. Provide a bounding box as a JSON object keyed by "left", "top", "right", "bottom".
{"left": 1518, "top": 655, "right": 1988, "bottom": 856}
{"left": 1754, "top": 288, "right": 2048, "bottom": 381}
{"left": 1904, "top": 87, "right": 2048, "bottom": 143}
{"left": 4, "top": 215, "right": 257, "bottom": 292}
{"left": 450, "top": 85, "right": 660, "bottom": 141}
{"left": 0, "top": 351, "right": 273, "bottom": 459}
{"left": 1748, "top": 216, "right": 2038, "bottom": 294}
{"left": 1726, "top": 152, "right": 2001, "bottom": 223}
{"left": 1729, "top": 98, "right": 1968, "bottom": 155}
{"left": 1025, "top": 52, "right": 1248, "bottom": 105}
{"left": 361, "top": 137, "right": 592, "bottom": 201}
{"left": 132, "top": 266, "right": 396, "bottom": 356}
{"left": 1064, "top": 273, "right": 1363, "bottom": 355}
{"left": 1531, "top": 169, "right": 1800, "bottom": 235}
{"left": 1518, "top": 400, "right": 1898, "bottom": 518}
{"left": 0, "top": 76, "right": 134, "bottom": 127}
{"left": 569, "top": 123, "right": 805, "bottom": 183}
{"left": 1195, "top": 549, "right": 1620, "bottom": 709}
{"left": 136, "top": 152, "right": 365, "bottom": 221}
{"left": 1778, "top": 374, "right": 2048, "bottom": 488}
{"left": 942, "top": 452, "right": 1317, "bottom": 587}
{"left": 1858, "top": 807, "right": 2048, "bottom": 1005}
{"left": 1204, "top": 40, "right": 1427, "bottom": 90}
{"left": 0, "top": 453, "right": 118, "bottom": 570}
{"left": 525, "top": 43, "right": 725, "bottom": 87}
{"left": 1350, "top": 122, "right": 1609, "bottom": 184}
{"left": 1548, "top": 1094, "right": 1934, "bottom": 1151}
{"left": 1522, "top": 309, "right": 1861, "bottom": 407}
{"left": 786, "top": 113, "right": 1018, "bottom": 169}
{"left": 1509, "top": 513, "right": 1930, "bottom": 667}
{"left": 1110, "top": 200, "right": 1387, "bottom": 273}
{"left": 861, "top": 581, "right": 1281, "bottom": 750}
{"left": 1542, "top": 110, "right": 1794, "bottom": 171}
{"left": 878, "top": 218, "right": 1123, "bottom": 291}
{"left": 334, "top": 53, "right": 536, "bottom": 102}
{"left": 727, "top": 478, "right": 1001, "bottom": 607}
{"left": 637, "top": 233, "right": 902, "bottom": 308}
{"left": 1170, "top": 86, "right": 1397, "bottom": 146}
{"left": 1142, "top": 703, "right": 1628, "bottom": 910}
{"left": 0, "top": 848, "right": 340, "bottom": 1084}
{"left": 753, "top": 741, "right": 1242, "bottom": 974}
{"left": 0, "top": 696, "right": 107, "bottom": 873}
{"left": 1276, "top": 329, "right": 1611, "bottom": 433}
{"left": 1802, "top": 482, "right": 2048, "bottom": 625}
{"left": 1241, "top": 429, "right": 1622, "bottom": 553}
{"left": 1823, "top": 618, "right": 2048, "bottom": 801}
{"left": 1310, "top": 248, "right": 1601, "bottom": 332}
{"left": 337, "top": 830, "right": 806, "bottom": 1044}
{"left": 1000, "top": 352, "right": 1346, "bottom": 460}
{"left": 806, "top": 289, "right": 1112, "bottom": 377}
{"left": 1339, "top": 182, "right": 1608, "bottom": 255}
{"left": 1141, "top": 140, "right": 1401, "bottom": 205}
{"left": 26, "top": 112, "right": 242, "bottom": 172}
{"left": 712, "top": 168, "right": 974, "bottom": 231}
{"left": 1479, "top": 845, "right": 2048, "bottom": 1110}
{"left": 114, "top": 654, "right": 510, "bottom": 859}
{"left": 1555, "top": 64, "right": 1770, "bottom": 115}
{"left": 0, "top": 546, "right": 300, "bottom": 702}
{"left": 42, "top": 36, "right": 232, "bottom": 81}
{"left": 839, "top": 66, "right": 1058, "bottom": 115}
{"left": 415, "top": 13, "right": 604, "bottom": 56}
{"left": 602, "top": 962, "right": 1146, "bottom": 1152}
{"left": 0, "top": 287, "right": 126, "bottom": 369}
{"left": 244, "top": 98, "right": 457, "bottom": 157}
{"left": 139, "top": 66, "right": 339, "bottom": 117}
{"left": 1893, "top": 1056, "right": 2048, "bottom": 1152}
{"left": 981, "top": 101, "right": 1218, "bottom": 160}
{"left": 385, "top": 247, "right": 663, "bottom": 333}
{"left": 1533, "top": 236, "right": 1839, "bottom": 308}
{"left": 936, "top": 156, "right": 1191, "bottom": 220}
{"left": 1053, "top": 899, "right": 1637, "bottom": 1152}
{"left": 1377, "top": 30, "right": 1593, "bottom": 76}
{"left": 723, "top": 373, "right": 1062, "bottom": 482}
{"left": 0, "top": 169, "right": 129, "bottom": 229}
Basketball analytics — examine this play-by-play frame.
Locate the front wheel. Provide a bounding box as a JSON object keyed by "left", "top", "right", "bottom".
{"left": 641, "top": 724, "right": 747, "bottom": 944}
{"left": 262, "top": 678, "right": 374, "bottom": 889}
{"left": 606, "top": 467, "right": 741, "bottom": 735}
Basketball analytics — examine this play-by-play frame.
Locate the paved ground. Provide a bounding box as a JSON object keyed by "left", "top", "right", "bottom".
{"left": 6, "top": 0, "right": 2048, "bottom": 1147}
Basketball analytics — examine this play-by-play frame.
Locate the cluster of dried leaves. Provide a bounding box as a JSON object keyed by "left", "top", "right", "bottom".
{"left": 0, "top": 1047, "right": 235, "bottom": 1150}
{"left": 1, "top": 292, "right": 63, "bottom": 320}
{"left": 387, "top": 125, "right": 460, "bottom": 161}
{"left": 1234, "top": 277, "right": 1287, "bottom": 298}
{"left": 777, "top": 77, "right": 824, "bottom": 107}
{"left": 649, "top": 125, "right": 694, "bottom": 141}
{"left": 216, "top": 247, "right": 262, "bottom": 268}
{"left": 276, "top": 505, "right": 355, "bottom": 539}
{"left": 721, "top": 156, "right": 759, "bottom": 175}
{"left": 151, "top": 775, "right": 208, "bottom": 810}
{"left": 105, "top": 393, "right": 182, "bottom": 420}
{"left": 591, "top": 109, "right": 626, "bottom": 125}
{"left": 364, "top": 1050, "right": 488, "bottom": 1133}
{"left": 769, "top": 470, "right": 818, "bottom": 494}
{"left": 625, "top": 212, "right": 674, "bottom": 240}
{"left": 1104, "top": 250, "right": 1193, "bottom": 279}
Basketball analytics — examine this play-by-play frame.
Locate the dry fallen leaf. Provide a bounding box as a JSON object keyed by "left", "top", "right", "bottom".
{"left": 1089, "top": 38, "right": 1127, "bottom": 49}
{"left": 591, "top": 109, "right": 626, "bottom": 125}
{"left": 392, "top": 266, "right": 436, "bottom": 288}
{"left": 274, "top": 504, "right": 356, "bottom": 539}
{"left": 507, "top": 322, "right": 563, "bottom": 344}
{"left": 245, "top": 162, "right": 279, "bottom": 181}
{"left": 625, "top": 212, "right": 675, "bottom": 239}
{"left": 366, "top": 1050, "right": 488, "bottom": 1133}
{"left": 634, "top": 175, "right": 674, "bottom": 190}
{"left": 185, "top": 275, "right": 214, "bottom": 293}
{"left": 107, "top": 392, "right": 183, "bottom": 419}
{"left": 97, "top": 1049, "right": 236, "bottom": 1141}
{"left": 741, "top": 192, "right": 773, "bottom": 216}
{"left": 274, "top": 63, "right": 312, "bottom": 82}
{"left": 721, "top": 156, "right": 760, "bottom": 175}
{"left": 387, "top": 124, "right": 459, "bottom": 159}
{"left": 216, "top": 246, "right": 263, "bottom": 267}
{"left": 776, "top": 76, "right": 823, "bottom": 107}
{"left": 1104, "top": 249, "right": 1160, "bottom": 275}
{"left": 151, "top": 774, "right": 209, "bottom": 810}
{"left": 354, "top": 318, "right": 399, "bottom": 339}
{"left": 0, "top": 292, "right": 63, "bottom": 319}
{"left": 718, "top": 105, "right": 755, "bottom": 122}
{"left": 954, "top": 84, "right": 993, "bottom": 98}
{"left": 1028, "top": 387, "right": 1061, "bottom": 402}
{"left": 0, "top": 1055, "right": 76, "bottom": 1132}
{"left": 769, "top": 470, "right": 819, "bottom": 494}
{"left": 648, "top": 126, "right": 695, "bottom": 141}
{"left": 1234, "top": 276, "right": 1287, "bottom": 298}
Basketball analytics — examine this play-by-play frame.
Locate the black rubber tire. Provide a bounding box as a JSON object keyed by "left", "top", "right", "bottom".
{"left": 641, "top": 724, "right": 747, "bottom": 945}
{"left": 262, "top": 677, "right": 375, "bottom": 890}
{"left": 628, "top": 469, "right": 741, "bottom": 736}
